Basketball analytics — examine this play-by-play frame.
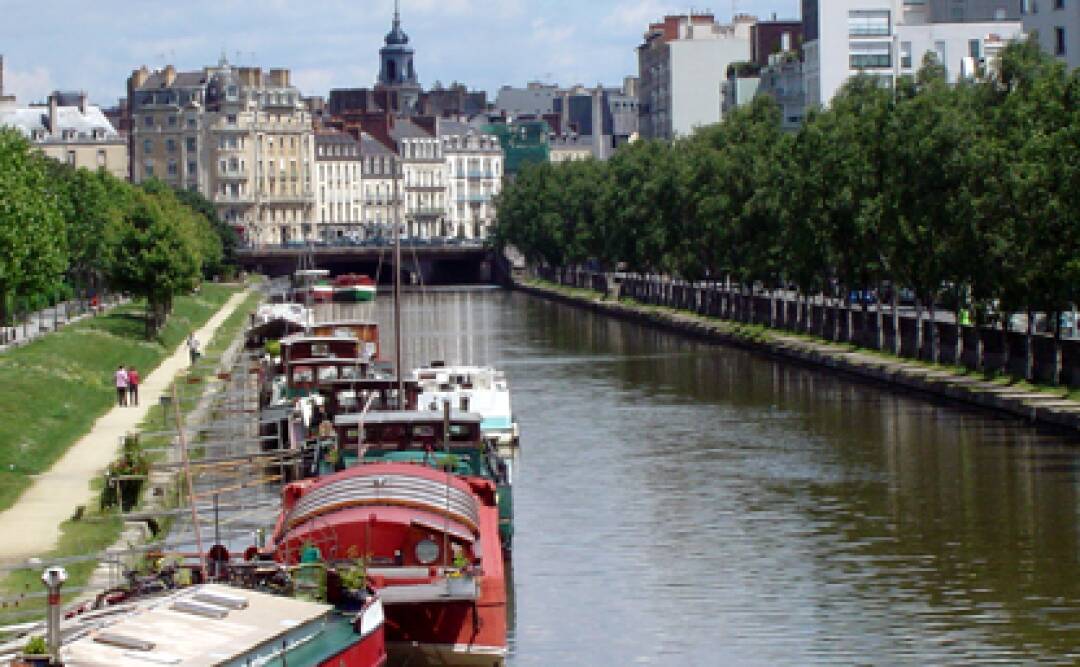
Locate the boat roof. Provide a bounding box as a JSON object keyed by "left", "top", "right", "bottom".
{"left": 58, "top": 584, "right": 332, "bottom": 667}
{"left": 312, "top": 320, "right": 379, "bottom": 326}
{"left": 325, "top": 378, "right": 419, "bottom": 389}
{"left": 335, "top": 410, "right": 482, "bottom": 426}
{"left": 281, "top": 334, "right": 361, "bottom": 344}
{"left": 288, "top": 357, "right": 371, "bottom": 365}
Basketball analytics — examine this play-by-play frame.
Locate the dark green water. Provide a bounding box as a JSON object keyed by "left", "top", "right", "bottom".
{"left": 378, "top": 288, "right": 1080, "bottom": 666}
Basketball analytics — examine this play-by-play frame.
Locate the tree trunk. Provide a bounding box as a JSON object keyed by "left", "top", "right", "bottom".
{"left": 1051, "top": 311, "right": 1063, "bottom": 386}
{"left": 874, "top": 283, "right": 884, "bottom": 351}
{"left": 891, "top": 286, "right": 900, "bottom": 356}
{"left": 954, "top": 302, "right": 964, "bottom": 368}
{"left": 1024, "top": 309, "right": 1035, "bottom": 382}
{"left": 928, "top": 298, "right": 939, "bottom": 364}
{"left": 914, "top": 298, "right": 924, "bottom": 360}
{"left": 1000, "top": 313, "right": 1011, "bottom": 376}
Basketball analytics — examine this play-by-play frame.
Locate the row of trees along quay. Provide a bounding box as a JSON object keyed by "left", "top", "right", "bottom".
{"left": 0, "top": 128, "right": 236, "bottom": 338}
{"left": 495, "top": 40, "right": 1080, "bottom": 386}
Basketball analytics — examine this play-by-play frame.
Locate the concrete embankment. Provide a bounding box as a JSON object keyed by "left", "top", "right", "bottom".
{"left": 514, "top": 280, "right": 1080, "bottom": 435}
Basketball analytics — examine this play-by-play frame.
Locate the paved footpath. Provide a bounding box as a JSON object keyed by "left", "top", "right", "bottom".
{"left": 0, "top": 290, "right": 250, "bottom": 565}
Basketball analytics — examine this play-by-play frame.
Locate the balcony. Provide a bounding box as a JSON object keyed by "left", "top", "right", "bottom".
{"left": 217, "top": 169, "right": 248, "bottom": 179}
{"left": 410, "top": 207, "right": 444, "bottom": 218}
{"left": 465, "top": 171, "right": 495, "bottom": 180}
{"left": 213, "top": 193, "right": 253, "bottom": 203}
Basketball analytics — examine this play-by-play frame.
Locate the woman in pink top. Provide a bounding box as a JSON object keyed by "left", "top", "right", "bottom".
{"left": 114, "top": 366, "right": 128, "bottom": 407}
{"left": 127, "top": 367, "right": 140, "bottom": 406}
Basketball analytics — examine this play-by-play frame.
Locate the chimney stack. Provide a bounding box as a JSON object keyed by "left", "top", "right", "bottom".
{"left": 79, "top": 90, "right": 87, "bottom": 114}
{"left": 48, "top": 92, "right": 58, "bottom": 135}
{"left": 164, "top": 64, "right": 177, "bottom": 87}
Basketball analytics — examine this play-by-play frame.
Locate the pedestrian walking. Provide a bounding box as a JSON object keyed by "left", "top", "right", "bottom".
{"left": 114, "top": 365, "right": 128, "bottom": 407}
{"left": 187, "top": 333, "right": 200, "bottom": 365}
{"left": 127, "top": 366, "right": 140, "bottom": 406}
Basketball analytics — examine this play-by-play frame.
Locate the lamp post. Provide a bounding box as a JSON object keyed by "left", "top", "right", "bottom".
{"left": 42, "top": 566, "right": 68, "bottom": 663}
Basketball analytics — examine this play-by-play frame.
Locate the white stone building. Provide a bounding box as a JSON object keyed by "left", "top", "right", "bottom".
{"left": 1023, "top": 0, "right": 1080, "bottom": 68}
{"left": 802, "top": 0, "right": 1023, "bottom": 109}
{"left": 359, "top": 133, "right": 401, "bottom": 240}
{"left": 390, "top": 118, "right": 446, "bottom": 239}
{"left": 637, "top": 13, "right": 754, "bottom": 140}
{"left": 439, "top": 120, "right": 502, "bottom": 240}
{"left": 314, "top": 131, "right": 364, "bottom": 242}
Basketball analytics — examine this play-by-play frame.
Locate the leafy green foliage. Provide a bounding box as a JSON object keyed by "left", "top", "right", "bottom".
{"left": 0, "top": 131, "right": 236, "bottom": 337}
{"left": 495, "top": 39, "right": 1080, "bottom": 370}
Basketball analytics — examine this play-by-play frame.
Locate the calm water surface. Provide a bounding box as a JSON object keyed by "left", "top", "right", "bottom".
{"left": 379, "top": 288, "right": 1080, "bottom": 666}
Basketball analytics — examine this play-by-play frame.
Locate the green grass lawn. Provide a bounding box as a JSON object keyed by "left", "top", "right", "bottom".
{"left": 0, "top": 286, "right": 261, "bottom": 625}
{"left": 0, "top": 284, "right": 238, "bottom": 512}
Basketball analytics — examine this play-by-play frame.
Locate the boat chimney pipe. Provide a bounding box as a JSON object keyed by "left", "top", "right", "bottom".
{"left": 42, "top": 566, "right": 68, "bottom": 663}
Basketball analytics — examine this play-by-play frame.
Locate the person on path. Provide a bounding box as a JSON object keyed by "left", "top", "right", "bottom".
{"left": 187, "top": 333, "right": 200, "bottom": 365}
{"left": 114, "top": 365, "right": 128, "bottom": 406}
{"left": 127, "top": 367, "right": 140, "bottom": 406}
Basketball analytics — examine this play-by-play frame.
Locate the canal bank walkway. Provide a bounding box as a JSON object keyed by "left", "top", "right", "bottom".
{"left": 0, "top": 290, "right": 251, "bottom": 565}
{"left": 516, "top": 280, "right": 1080, "bottom": 435}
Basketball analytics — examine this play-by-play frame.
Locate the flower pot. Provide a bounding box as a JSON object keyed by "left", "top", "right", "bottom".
{"left": 17, "top": 653, "right": 52, "bottom": 667}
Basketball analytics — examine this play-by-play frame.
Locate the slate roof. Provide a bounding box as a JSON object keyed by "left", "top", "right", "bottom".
{"left": 0, "top": 103, "right": 119, "bottom": 141}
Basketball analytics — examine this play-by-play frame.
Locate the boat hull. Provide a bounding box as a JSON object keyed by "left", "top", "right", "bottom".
{"left": 386, "top": 641, "right": 506, "bottom": 666}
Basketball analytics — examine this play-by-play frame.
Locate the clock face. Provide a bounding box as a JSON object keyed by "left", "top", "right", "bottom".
{"left": 415, "top": 538, "right": 440, "bottom": 565}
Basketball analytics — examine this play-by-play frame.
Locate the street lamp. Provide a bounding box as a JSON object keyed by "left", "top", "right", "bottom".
{"left": 42, "top": 566, "right": 68, "bottom": 662}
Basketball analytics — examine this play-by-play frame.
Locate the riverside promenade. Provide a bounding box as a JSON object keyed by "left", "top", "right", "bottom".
{"left": 516, "top": 279, "right": 1080, "bottom": 435}
{"left": 0, "top": 290, "right": 250, "bottom": 564}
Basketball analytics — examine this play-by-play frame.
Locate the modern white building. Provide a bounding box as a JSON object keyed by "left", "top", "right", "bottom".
{"left": 440, "top": 120, "right": 502, "bottom": 240}
{"left": 802, "top": 0, "right": 1024, "bottom": 108}
{"left": 1023, "top": 0, "right": 1080, "bottom": 68}
{"left": 638, "top": 13, "right": 754, "bottom": 139}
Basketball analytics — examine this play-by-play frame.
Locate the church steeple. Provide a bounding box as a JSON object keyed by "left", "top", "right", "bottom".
{"left": 378, "top": 0, "right": 419, "bottom": 92}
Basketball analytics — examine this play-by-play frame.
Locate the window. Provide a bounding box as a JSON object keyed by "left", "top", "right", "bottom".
{"left": 66, "top": 151, "right": 76, "bottom": 166}
{"left": 144, "top": 162, "right": 154, "bottom": 178}
{"left": 1055, "top": 0, "right": 1065, "bottom": 9}
{"left": 143, "top": 139, "right": 153, "bottom": 154}
{"left": 166, "top": 138, "right": 177, "bottom": 153}
{"left": 1056, "top": 27, "right": 1067, "bottom": 55}
{"left": 167, "top": 160, "right": 178, "bottom": 176}
{"left": 187, "top": 160, "right": 197, "bottom": 176}
{"left": 849, "top": 41, "right": 892, "bottom": 69}
{"left": 187, "top": 117, "right": 197, "bottom": 129}
{"left": 934, "top": 40, "right": 947, "bottom": 66}
{"left": 226, "top": 114, "right": 237, "bottom": 125}
{"left": 969, "top": 39, "right": 981, "bottom": 58}
{"left": 185, "top": 137, "right": 196, "bottom": 152}
{"left": 168, "top": 115, "right": 177, "bottom": 127}
{"left": 848, "top": 10, "right": 890, "bottom": 37}
{"left": 144, "top": 116, "right": 154, "bottom": 128}
{"left": 97, "top": 149, "right": 106, "bottom": 167}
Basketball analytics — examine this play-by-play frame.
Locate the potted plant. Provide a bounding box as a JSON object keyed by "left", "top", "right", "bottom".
{"left": 19, "top": 635, "right": 50, "bottom": 666}
{"left": 337, "top": 558, "right": 369, "bottom": 611}
{"left": 445, "top": 553, "right": 476, "bottom": 597}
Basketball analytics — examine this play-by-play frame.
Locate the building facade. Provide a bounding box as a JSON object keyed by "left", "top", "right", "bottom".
{"left": 1023, "top": 0, "right": 1080, "bottom": 69}
{"left": 802, "top": 0, "right": 1023, "bottom": 108}
{"left": 756, "top": 52, "right": 807, "bottom": 130}
{"left": 441, "top": 120, "right": 502, "bottom": 240}
{"left": 127, "top": 59, "right": 315, "bottom": 246}
{"left": 390, "top": 118, "right": 446, "bottom": 239}
{"left": 314, "top": 131, "right": 364, "bottom": 241}
{"left": 638, "top": 13, "right": 754, "bottom": 140}
{"left": 0, "top": 90, "right": 128, "bottom": 179}
{"left": 359, "top": 133, "right": 401, "bottom": 240}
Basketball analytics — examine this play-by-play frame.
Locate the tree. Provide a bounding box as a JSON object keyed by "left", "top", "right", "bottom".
{"left": 109, "top": 192, "right": 201, "bottom": 338}
{"left": 0, "top": 130, "right": 68, "bottom": 326}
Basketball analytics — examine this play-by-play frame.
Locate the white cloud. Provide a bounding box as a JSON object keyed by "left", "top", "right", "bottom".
{"left": 4, "top": 66, "right": 53, "bottom": 105}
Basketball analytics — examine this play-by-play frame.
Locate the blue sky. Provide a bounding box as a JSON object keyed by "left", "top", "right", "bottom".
{"left": 1, "top": 0, "right": 800, "bottom": 106}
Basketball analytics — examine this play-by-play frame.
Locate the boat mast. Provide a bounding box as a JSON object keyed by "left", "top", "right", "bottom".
{"left": 393, "top": 153, "right": 404, "bottom": 402}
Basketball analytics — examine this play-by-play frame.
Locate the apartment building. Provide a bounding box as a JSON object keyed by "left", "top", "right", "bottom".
{"left": 802, "top": 0, "right": 1023, "bottom": 108}
{"left": 127, "top": 59, "right": 315, "bottom": 246}
{"left": 314, "top": 131, "right": 363, "bottom": 241}
{"left": 1023, "top": 0, "right": 1080, "bottom": 68}
{"left": 0, "top": 89, "right": 127, "bottom": 179}
{"left": 440, "top": 120, "right": 502, "bottom": 240}
{"left": 637, "top": 13, "right": 754, "bottom": 139}
{"left": 359, "top": 132, "right": 401, "bottom": 239}
{"left": 389, "top": 118, "right": 446, "bottom": 239}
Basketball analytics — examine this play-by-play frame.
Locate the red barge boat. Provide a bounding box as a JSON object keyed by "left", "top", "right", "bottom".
{"left": 272, "top": 462, "right": 507, "bottom": 666}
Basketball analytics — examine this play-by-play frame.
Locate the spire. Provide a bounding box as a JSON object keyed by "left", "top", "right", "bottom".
{"left": 385, "top": 0, "right": 409, "bottom": 46}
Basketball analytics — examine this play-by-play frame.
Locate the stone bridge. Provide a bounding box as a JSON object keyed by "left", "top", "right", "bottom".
{"left": 236, "top": 244, "right": 504, "bottom": 285}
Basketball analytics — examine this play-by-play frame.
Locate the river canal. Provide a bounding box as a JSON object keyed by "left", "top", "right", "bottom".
{"left": 383, "top": 287, "right": 1080, "bottom": 665}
